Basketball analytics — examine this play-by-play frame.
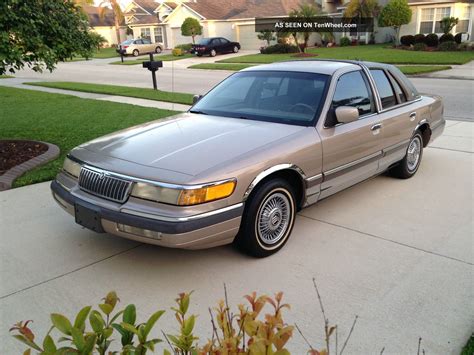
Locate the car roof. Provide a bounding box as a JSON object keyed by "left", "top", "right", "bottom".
{"left": 240, "top": 60, "right": 361, "bottom": 75}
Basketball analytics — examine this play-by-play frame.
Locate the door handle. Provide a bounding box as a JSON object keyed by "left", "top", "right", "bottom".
{"left": 409, "top": 112, "right": 417, "bottom": 121}
{"left": 371, "top": 123, "right": 382, "bottom": 131}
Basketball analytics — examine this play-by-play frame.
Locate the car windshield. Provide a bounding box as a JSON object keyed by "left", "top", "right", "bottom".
{"left": 121, "top": 39, "right": 133, "bottom": 45}
{"left": 198, "top": 38, "right": 212, "bottom": 45}
{"left": 191, "top": 71, "right": 329, "bottom": 125}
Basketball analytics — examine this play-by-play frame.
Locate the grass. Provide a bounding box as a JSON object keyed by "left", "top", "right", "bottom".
{"left": 67, "top": 47, "right": 120, "bottom": 61}
{"left": 0, "top": 87, "right": 178, "bottom": 187}
{"left": 0, "top": 75, "right": 14, "bottom": 78}
{"left": 25, "top": 82, "right": 194, "bottom": 105}
{"left": 187, "top": 62, "right": 451, "bottom": 75}
{"left": 110, "top": 53, "right": 194, "bottom": 65}
{"left": 218, "top": 44, "right": 474, "bottom": 65}
{"left": 461, "top": 334, "right": 474, "bottom": 355}
{"left": 188, "top": 63, "right": 256, "bottom": 71}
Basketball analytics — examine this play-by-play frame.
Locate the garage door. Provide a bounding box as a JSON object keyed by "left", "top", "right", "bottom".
{"left": 237, "top": 24, "right": 264, "bottom": 50}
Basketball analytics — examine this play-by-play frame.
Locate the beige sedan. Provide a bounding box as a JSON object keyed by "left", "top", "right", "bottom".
{"left": 51, "top": 60, "right": 445, "bottom": 257}
{"left": 117, "top": 38, "right": 163, "bottom": 57}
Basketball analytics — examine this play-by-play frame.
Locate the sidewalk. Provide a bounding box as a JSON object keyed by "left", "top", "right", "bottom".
{"left": 0, "top": 78, "right": 191, "bottom": 111}
{"left": 416, "top": 60, "right": 474, "bottom": 80}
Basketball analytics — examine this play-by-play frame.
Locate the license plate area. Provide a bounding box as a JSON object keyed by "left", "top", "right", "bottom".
{"left": 75, "top": 203, "right": 104, "bottom": 233}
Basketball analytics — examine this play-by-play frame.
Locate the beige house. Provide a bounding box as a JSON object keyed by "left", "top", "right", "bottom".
{"left": 84, "top": 5, "right": 128, "bottom": 46}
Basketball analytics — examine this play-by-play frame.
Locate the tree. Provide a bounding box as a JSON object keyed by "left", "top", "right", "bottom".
{"left": 98, "top": 0, "right": 124, "bottom": 44}
{"left": 0, "top": 0, "right": 96, "bottom": 75}
{"left": 344, "top": 0, "right": 380, "bottom": 42}
{"left": 181, "top": 17, "right": 202, "bottom": 44}
{"left": 378, "top": 0, "right": 412, "bottom": 45}
{"left": 257, "top": 30, "right": 276, "bottom": 46}
{"left": 297, "top": 3, "right": 322, "bottom": 50}
{"left": 439, "top": 17, "right": 458, "bottom": 35}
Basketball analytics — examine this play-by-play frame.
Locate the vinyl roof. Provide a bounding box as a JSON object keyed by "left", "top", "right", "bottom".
{"left": 241, "top": 60, "right": 361, "bottom": 75}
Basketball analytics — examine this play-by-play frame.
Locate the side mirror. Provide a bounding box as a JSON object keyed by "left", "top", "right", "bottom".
{"left": 193, "top": 95, "right": 202, "bottom": 105}
{"left": 335, "top": 106, "right": 359, "bottom": 124}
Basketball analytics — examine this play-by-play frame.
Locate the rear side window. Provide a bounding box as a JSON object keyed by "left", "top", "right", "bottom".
{"left": 370, "top": 69, "right": 397, "bottom": 109}
{"left": 331, "top": 70, "right": 374, "bottom": 116}
{"left": 388, "top": 72, "right": 407, "bottom": 103}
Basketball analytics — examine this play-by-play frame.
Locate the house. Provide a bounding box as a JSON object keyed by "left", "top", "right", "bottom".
{"left": 83, "top": 5, "right": 128, "bottom": 46}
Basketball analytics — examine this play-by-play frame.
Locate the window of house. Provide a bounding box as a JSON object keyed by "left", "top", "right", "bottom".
{"left": 370, "top": 69, "right": 397, "bottom": 109}
{"left": 153, "top": 27, "right": 163, "bottom": 43}
{"left": 140, "top": 28, "right": 151, "bottom": 40}
{"left": 420, "top": 7, "right": 451, "bottom": 34}
{"left": 331, "top": 71, "right": 374, "bottom": 116}
{"left": 456, "top": 6, "right": 471, "bottom": 33}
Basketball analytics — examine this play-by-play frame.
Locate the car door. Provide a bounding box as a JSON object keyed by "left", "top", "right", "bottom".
{"left": 219, "top": 38, "right": 232, "bottom": 52}
{"left": 142, "top": 39, "right": 152, "bottom": 53}
{"left": 317, "top": 69, "right": 384, "bottom": 199}
{"left": 369, "top": 68, "right": 426, "bottom": 172}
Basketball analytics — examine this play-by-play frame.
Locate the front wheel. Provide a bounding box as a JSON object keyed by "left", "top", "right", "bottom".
{"left": 210, "top": 49, "right": 217, "bottom": 57}
{"left": 390, "top": 131, "right": 423, "bottom": 179}
{"left": 235, "top": 178, "right": 296, "bottom": 257}
{"left": 233, "top": 46, "right": 239, "bottom": 53}
{"left": 132, "top": 49, "right": 139, "bottom": 57}
{"left": 155, "top": 46, "right": 162, "bottom": 54}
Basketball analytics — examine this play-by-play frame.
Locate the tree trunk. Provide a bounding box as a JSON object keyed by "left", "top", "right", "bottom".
{"left": 114, "top": 16, "right": 121, "bottom": 44}
{"left": 394, "top": 26, "right": 400, "bottom": 46}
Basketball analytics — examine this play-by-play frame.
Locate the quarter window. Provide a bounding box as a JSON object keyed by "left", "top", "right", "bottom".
{"left": 331, "top": 71, "right": 374, "bottom": 116}
{"left": 370, "top": 69, "right": 397, "bottom": 109}
{"left": 388, "top": 72, "right": 407, "bottom": 103}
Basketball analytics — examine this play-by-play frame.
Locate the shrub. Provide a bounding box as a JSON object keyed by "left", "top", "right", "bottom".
{"left": 439, "top": 16, "right": 458, "bottom": 35}
{"left": 439, "top": 33, "right": 455, "bottom": 43}
{"left": 425, "top": 33, "right": 439, "bottom": 47}
{"left": 340, "top": 36, "right": 351, "bottom": 46}
{"left": 413, "top": 42, "right": 427, "bottom": 51}
{"left": 172, "top": 48, "right": 183, "bottom": 56}
{"left": 454, "top": 32, "right": 464, "bottom": 44}
{"left": 260, "top": 43, "right": 299, "bottom": 54}
{"left": 414, "top": 33, "right": 425, "bottom": 43}
{"left": 400, "top": 35, "right": 415, "bottom": 46}
{"left": 458, "top": 41, "right": 474, "bottom": 51}
{"left": 438, "top": 41, "right": 457, "bottom": 51}
{"left": 174, "top": 43, "right": 193, "bottom": 52}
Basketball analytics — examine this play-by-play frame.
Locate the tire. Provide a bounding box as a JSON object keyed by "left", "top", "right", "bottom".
{"left": 390, "top": 131, "right": 423, "bottom": 179}
{"left": 235, "top": 178, "right": 296, "bottom": 258}
{"left": 132, "top": 49, "right": 139, "bottom": 57}
{"left": 210, "top": 49, "right": 217, "bottom": 57}
{"left": 197, "top": 54, "right": 203, "bottom": 57}
{"left": 233, "top": 46, "right": 239, "bottom": 53}
{"left": 155, "top": 46, "right": 162, "bottom": 54}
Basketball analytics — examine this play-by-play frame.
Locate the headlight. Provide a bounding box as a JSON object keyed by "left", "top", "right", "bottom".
{"left": 63, "top": 156, "right": 81, "bottom": 178}
{"left": 131, "top": 180, "right": 236, "bottom": 206}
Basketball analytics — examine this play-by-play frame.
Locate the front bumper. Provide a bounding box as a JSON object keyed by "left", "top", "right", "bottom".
{"left": 51, "top": 179, "right": 243, "bottom": 249}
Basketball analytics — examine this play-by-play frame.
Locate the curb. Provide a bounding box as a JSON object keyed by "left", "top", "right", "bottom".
{"left": 0, "top": 141, "right": 60, "bottom": 191}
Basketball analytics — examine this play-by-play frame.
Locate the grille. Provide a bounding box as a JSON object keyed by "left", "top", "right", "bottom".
{"left": 78, "top": 167, "right": 132, "bottom": 203}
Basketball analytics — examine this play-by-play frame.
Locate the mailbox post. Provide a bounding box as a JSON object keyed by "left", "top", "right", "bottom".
{"left": 142, "top": 53, "right": 163, "bottom": 90}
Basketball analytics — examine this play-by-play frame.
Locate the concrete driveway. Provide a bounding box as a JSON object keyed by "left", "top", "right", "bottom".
{"left": 0, "top": 121, "right": 472, "bottom": 354}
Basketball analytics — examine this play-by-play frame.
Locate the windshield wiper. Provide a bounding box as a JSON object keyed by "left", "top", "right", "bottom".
{"left": 189, "top": 110, "right": 208, "bottom": 115}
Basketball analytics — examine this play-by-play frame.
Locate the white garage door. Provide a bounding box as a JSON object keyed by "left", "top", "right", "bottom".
{"left": 237, "top": 24, "right": 264, "bottom": 50}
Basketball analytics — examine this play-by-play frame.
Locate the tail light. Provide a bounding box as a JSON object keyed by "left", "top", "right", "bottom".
{"left": 123, "top": 45, "right": 129, "bottom": 49}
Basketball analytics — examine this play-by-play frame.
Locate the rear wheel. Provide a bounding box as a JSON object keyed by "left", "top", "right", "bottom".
{"left": 233, "top": 46, "right": 239, "bottom": 53}
{"left": 235, "top": 178, "right": 296, "bottom": 257}
{"left": 390, "top": 131, "right": 423, "bottom": 179}
{"left": 210, "top": 49, "right": 217, "bottom": 57}
{"left": 132, "top": 49, "right": 139, "bottom": 57}
{"left": 155, "top": 46, "right": 162, "bottom": 54}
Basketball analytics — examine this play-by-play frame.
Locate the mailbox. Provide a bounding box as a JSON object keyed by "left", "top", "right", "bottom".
{"left": 142, "top": 60, "right": 163, "bottom": 71}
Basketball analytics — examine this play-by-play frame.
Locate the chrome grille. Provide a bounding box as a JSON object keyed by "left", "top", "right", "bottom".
{"left": 78, "top": 167, "right": 132, "bottom": 203}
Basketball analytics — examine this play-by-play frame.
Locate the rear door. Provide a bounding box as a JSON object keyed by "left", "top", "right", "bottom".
{"left": 318, "top": 69, "right": 384, "bottom": 199}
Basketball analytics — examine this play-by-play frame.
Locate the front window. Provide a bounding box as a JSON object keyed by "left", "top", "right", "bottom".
{"left": 420, "top": 7, "right": 451, "bottom": 34}
{"left": 332, "top": 71, "right": 374, "bottom": 115}
{"left": 140, "top": 27, "right": 151, "bottom": 40}
{"left": 456, "top": 6, "right": 471, "bottom": 33}
{"left": 191, "top": 71, "right": 330, "bottom": 125}
{"left": 154, "top": 27, "right": 163, "bottom": 43}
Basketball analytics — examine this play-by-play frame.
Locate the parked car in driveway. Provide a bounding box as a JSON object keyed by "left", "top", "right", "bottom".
{"left": 192, "top": 37, "right": 240, "bottom": 57}
{"left": 116, "top": 39, "right": 163, "bottom": 57}
{"left": 51, "top": 60, "right": 445, "bottom": 257}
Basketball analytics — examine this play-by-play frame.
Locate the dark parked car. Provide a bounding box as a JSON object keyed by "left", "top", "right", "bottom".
{"left": 192, "top": 37, "right": 240, "bottom": 57}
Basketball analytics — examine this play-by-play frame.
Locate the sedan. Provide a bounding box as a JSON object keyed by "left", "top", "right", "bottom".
{"left": 116, "top": 38, "right": 163, "bottom": 57}
{"left": 192, "top": 37, "right": 240, "bottom": 57}
{"left": 51, "top": 60, "right": 445, "bottom": 257}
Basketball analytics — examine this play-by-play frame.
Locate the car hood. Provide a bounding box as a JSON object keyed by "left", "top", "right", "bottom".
{"left": 78, "top": 113, "right": 305, "bottom": 177}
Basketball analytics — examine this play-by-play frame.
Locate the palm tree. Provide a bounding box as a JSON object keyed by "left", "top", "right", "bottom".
{"left": 344, "top": 0, "right": 380, "bottom": 42}
{"left": 296, "top": 3, "right": 321, "bottom": 50}
{"left": 98, "top": 0, "right": 124, "bottom": 44}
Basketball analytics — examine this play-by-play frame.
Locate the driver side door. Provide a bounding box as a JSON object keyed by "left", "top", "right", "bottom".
{"left": 318, "top": 70, "right": 384, "bottom": 199}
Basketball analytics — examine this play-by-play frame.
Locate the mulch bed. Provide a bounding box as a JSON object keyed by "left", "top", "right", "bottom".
{"left": 0, "top": 140, "right": 49, "bottom": 176}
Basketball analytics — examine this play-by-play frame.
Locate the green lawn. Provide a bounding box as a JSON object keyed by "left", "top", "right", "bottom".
{"left": 461, "top": 334, "right": 474, "bottom": 355}
{"left": 25, "top": 82, "right": 194, "bottom": 105}
{"left": 0, "top": 87, "right": 178, "bottom": 187}
{"left": 218, "top": 44, "right": 474, "bottom": 65}
{"left": 188, "top": 63, "right": 256, "bottom": 71}
{"left": 67, "top": 47, "right": 119, "bottom": 61}
{"left": 110, "top": 53, "right": 194, "bottom": 65}
{"left": 187, "top": 62, "right": 451, "bottom": 75}
{"left": 0, "top": 75, "right": 14, "bottom": 78}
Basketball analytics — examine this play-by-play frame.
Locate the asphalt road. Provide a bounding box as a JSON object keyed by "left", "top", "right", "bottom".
{"left": 12, "top": 58, "right": 474, "bottom": 121}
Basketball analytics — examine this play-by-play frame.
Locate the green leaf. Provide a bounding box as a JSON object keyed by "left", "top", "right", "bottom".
{"left": 50, "top": 314, "right": 72, "bottom": 335}
{"left": 74, "top": 306, "right": 91, "bottom": 332}
{"left": 109, "top": 309, "right": 125, "bottom": 324}
{"left": 163, "top": 349, "right": 172, "bottom": 355}
{"left": 123, "top": 304, "right": 136, "bottom": 325}
{"left": 144, "top": 310, "right": 165, "bottom": 338}
{"left": 103, "top": 326, "right": 113, "bottom": 339}
{"left": 274, "top": 350, "right": 291, "bottom": 355}
{"left": 99, "top": 303, "right": 113, "bottom": 315}
{"left": 83, "top": 334, "right": 97, "bottom": 354}
{"left": 89, "top": 311, "right": 105, "bottom": 333}
{"left": 120, "top": 322, "right": 140, "bottom": 336}
{"left": 42, "top": 335, "right": 57, "bottom": 352}
{"left": 12, "top": 335, "right": 42, "bottom": 351}
{"left": 181, "top": 294, "right": 190, "bottom": 314}
{"left": 70, "top": 327, "right": 85, "bottom": 351}
{"left": 183, "top": 315, "right": 195, "bottom": 336}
